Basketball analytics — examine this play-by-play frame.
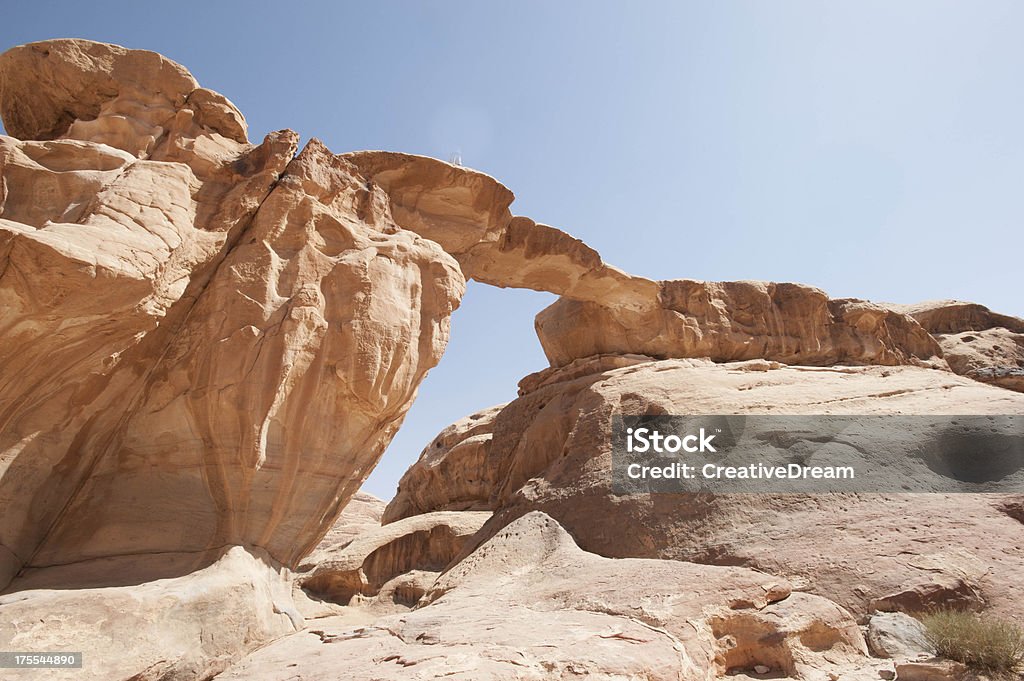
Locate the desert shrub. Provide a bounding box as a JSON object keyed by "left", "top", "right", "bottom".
{"left": 920, "top": 609, "right": 1024, "bottom": 676}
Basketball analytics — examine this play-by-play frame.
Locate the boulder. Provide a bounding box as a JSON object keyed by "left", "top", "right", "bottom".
{"left": 382, "top": 405, "right": 505, "bottom": 523}
{"left": 934, "top": 328, "right": 1024, "bottom": 393}
{"left": 0, "top": 546, "right": 298, "bottom": 681}
{"left": 866, "top": 612, "right": 936, "bottom": 660}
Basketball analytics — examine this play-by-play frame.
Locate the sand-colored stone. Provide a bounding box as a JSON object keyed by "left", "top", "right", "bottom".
{"left": 887, "top": 300, "right": 1024, "bottom": 392}
{"left": 346, "top": 151, "right": 660, "bottom": 310}
{"left": 0, "top": 546, "right": 299, "bottom": 681}
{"left": 537, "top": 281, "right": 945, "bottom": 368}
{"left": 382, "top": 405, "right": 505, "bottom": 523}
{"left": 933, "top": 327, "right": 1024, "bottom": 392}
{"left": 218, "top": 512, "right": 877, "bottom": 681}
{"left": 395, "top": 357, "right": 1024, "bottom": 622}
{"left": 2, "top": 37, "right": 1022, "bottom": 681}
{"left": 297, "top": 510, "right": 490, "bottom": 606}
{"left": 890, "top": 300, "right": 1024, "bottom": 335}
{"left": 299, "top": 491, "right": 386, "bottom": 570}
{"left": 0, "top": 39, "right": 246, "bottom": 150}
{"left": 0, "top": 40, "right": 465, "bottom": 592}
{"left": 866, "top": 612, "right": 936, "bottom": 660}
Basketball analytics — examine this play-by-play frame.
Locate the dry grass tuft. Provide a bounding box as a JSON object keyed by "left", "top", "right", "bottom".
{"left": 920, "top": 609, "right": 1024, "bottom": 677}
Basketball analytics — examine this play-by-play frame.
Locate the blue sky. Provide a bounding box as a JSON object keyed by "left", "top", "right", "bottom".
{"left": 3, "top": 2, "right": 1022, "bottom": 499}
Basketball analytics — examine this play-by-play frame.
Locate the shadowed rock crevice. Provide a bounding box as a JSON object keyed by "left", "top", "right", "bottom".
{"left": 296, "top": 511, "right": 489, "bottom": 606}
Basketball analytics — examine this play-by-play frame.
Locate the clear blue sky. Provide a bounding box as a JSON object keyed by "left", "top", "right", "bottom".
{"left": 3, "top": 2, "right": 1022, "bottom": 499}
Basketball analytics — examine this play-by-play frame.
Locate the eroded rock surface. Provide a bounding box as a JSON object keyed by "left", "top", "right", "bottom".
{"left": 300, "top": 491, "right": 386, "bottom": 569}
{"left": 297, "top": 510, "right": 490, "bottom": 606}
{"left": 392, "top": 357, "right": 1024, "bottom": 623}
{"left": 0, "top": 546, "right": 298, "bottom": 681}
{"left": 0, "top": 39, "right": 469, "bottom": 591}
{"left": 2, "top": 36, "right": 1022, "bottom": 681}
{"left": 537, "top": 281, "right": 945, "bottom": 368}
{"left": 219, "top": 512, "right": 877, "bottom": 681}
{"left": 891, "top": 300, "right": 1024, "bottom": 335}
{"left": 382, "top": 404, "right": 505, "bottom": 523}
{"left": 891, "top": 300, "right": 1024, "bottom": 392}
{"left": 866, "top": 612, "right": 936, "bottom": 660}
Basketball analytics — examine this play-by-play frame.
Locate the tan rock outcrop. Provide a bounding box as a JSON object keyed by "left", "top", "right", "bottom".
{"left": 297, "top": 510, "right": 490, "bottom": 605}
{"left": 537, "top": 280, "right": 944, "bottom": 368}
{"left": 0, "top": 38, "right": 246, "bottom": 149}
{"left": 885, "top": 301, "right": 1024, "bottom": 392}
{"left": 0, "top": 546, "right": 299, "bottom": 681}
{"left": 934, "top": 328, "right": 1024, "bottom": 392}
{"left": 219, "top": 512, "right": 877, "bottom": 681}
{"left": 393, "top": 357, "right": 1024, "bottom": 622}
{"left": 0, "top": 39, "right": 464, "bottom": 592}
{"left": 300, "top": 491, "right": 386, "bottom": 569}
{"left": 890, "top": 300, "right": 1024, "bottom": 335}
{"left": 382, "top": 404, "right": 505, "bottom": 523}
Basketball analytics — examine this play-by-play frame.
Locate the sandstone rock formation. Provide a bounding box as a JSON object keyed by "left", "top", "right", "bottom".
{"left": 866, "top": 612, "right": 936, "bottom": 660}
{"left": 297, "top": 510, "right": 489, "bottom": 606}
{"left": 298, "top": 491, "right": 386, "bottom": 570}
{"left": 218, "top": 512, "right": 880, "bottom": 681}
{"left": 891, "top": 300, "right": 1024, "bottom": 336}
{"left": 536, "top": 281, "right": 945, "bottom": 368}
{"left": 1, "top": 36, "right": 1022, "bottom": 681}
{"left": 345, "top": 151, "right": 660, "bottom": 310}
{"left": 936, "top": 328, "right": 1024, "bottom": 392}
{"left": 0, "top": 546, "right": 298, "bottom": 681}
{"left": 382, "top": 404, "right": 505, "bottom": 523}
{"left": 888, "top": 300, "right": 1024, "bottom": 392}
{"left": 0, "top": 39, "right": 468, "bottom": 592}
{"left": 387, "top": 357, "right": 1024, "bottom": 623}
